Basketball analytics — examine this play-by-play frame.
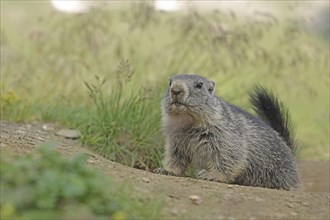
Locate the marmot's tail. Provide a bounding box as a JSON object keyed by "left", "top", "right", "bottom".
{"left": 249, "top": 86, "right": 296, "bottom": 152}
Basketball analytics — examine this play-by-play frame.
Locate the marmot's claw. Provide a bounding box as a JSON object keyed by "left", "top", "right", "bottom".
{"left": 153, "top": 167, "right": 173, "bottom": 176}
{"left": 197, "top": 169, "right": 216, "bottom": 181}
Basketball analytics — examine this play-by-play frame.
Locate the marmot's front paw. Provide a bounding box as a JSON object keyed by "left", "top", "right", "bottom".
{"left": 197, "top": 169, "right": 219, "bottom": 181}
{"left": 153, "top": 167, "right": 174, "bottom": 176}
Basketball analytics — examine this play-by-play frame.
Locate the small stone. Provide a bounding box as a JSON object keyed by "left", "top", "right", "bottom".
{"left": 142, "top": 177, "right": 150, "bottom": 183}
{"left": 287, "top": 203, "right": 294, "bottom": 208}
{"left": 170, "top": 209, "right": 179, "bottom": 216}
{"left": 17, "top": 129, "right": 26, "bottom": 134}
{"left": 227, "top": 185, "right": 233, "bottom": 189}
{"left": 55, "top": 129, "right": 81, "bottom": 139}
{"left": 168, "top": 194, "right": 180, "bottom": 200}
{"left": 87, "top": 159, "right": 96, "bottom": 164}
{"left": 42, "top": 124, "right": 54, "bottom": 131}
{"left": 36, "top": 136, "right": 45, "bottom": 141}
{"left": 290, "top": 212, "right": 298, "bottom": 216}
{"left": 189, "top": 195, "right": 202, "bottom": 205}
{"left": 254, "top": 197, "right": 265, "bottom": 202}
{"left": 302, "top": 202, "right": 309, "bottom": 206}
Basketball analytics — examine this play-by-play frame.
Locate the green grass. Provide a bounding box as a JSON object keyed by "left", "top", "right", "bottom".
{"left": 0, "top": 144, "right": 162, "bottom": 219}
{"left": 1, "top": 0, "right": 329, "bottom": 171}
{"left": 82, "top": 62, "right": 162, "bottom": 170}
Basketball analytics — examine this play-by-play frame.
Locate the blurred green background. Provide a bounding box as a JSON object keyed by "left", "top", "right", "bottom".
{"left": 1, "top": 0, "right": 329, "bottom": 167}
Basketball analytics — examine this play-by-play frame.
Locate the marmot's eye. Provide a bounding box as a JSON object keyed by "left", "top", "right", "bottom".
{"left": 169, "top": 80, "right": 172, "bottom": 87}
{"left": 196, "top": 82, "right": 203, "bottom": 89}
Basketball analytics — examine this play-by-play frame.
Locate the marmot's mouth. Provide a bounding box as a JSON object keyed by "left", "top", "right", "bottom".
{"left": 169, "top": 101, "right": 196, "bottom": 108}
{"left": 171, "top": 101, "right": 185, "bottom": 106}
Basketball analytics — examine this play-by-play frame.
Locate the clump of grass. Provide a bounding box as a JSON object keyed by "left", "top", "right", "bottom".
{"left": 82, "top": 60, "right": 162, "bottom": 170}
{"left": 0, "top": 144, "right": 162, "bottom": 219}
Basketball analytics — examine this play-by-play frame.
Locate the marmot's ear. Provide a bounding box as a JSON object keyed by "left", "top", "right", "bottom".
{"left": 208, "top": 80, "right": 215, "bottom": 94}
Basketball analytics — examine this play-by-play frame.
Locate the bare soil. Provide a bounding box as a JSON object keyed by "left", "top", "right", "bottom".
{"left": 1, "top": 120, "right": 329, "bottom": 219}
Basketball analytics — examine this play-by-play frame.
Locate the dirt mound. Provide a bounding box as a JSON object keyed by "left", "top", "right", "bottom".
{"left": 1, "top": 120, "right": 329, "bottom": 219}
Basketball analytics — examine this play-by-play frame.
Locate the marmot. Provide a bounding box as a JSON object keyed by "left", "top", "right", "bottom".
{"left": 154, "top": 74, "right": 300, "bottom": 190}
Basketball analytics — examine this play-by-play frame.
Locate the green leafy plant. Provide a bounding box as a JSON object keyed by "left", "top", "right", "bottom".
{"left": 0, "top": 144, "right": 161, "bottom": 219}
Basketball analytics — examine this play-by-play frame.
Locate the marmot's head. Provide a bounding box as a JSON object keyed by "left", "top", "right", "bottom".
{"left": 162, "top": 74, "right": 215, "bottom": 119}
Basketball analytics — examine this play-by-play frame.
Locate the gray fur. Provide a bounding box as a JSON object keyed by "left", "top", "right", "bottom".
{"left": 157, "top": 74, "right": 300, "bottom": 190}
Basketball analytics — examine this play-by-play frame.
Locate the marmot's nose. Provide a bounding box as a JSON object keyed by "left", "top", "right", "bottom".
{"left": 171, "top": 86, "right": 183, "bottom": 96}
